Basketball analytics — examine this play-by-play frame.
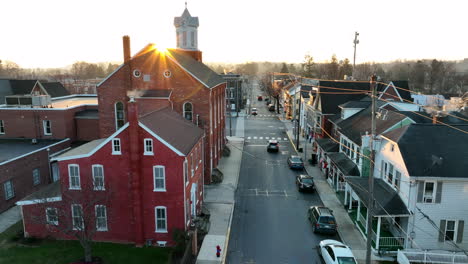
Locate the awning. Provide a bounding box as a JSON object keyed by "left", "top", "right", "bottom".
{"left": 346, "top": 177, "right": 410, "bottom": 216}
{"left": 316, "top": 138, "right": 339, "bottom": 153}
{"left": 327, "top": 152, "right": 360, "bottom": 176}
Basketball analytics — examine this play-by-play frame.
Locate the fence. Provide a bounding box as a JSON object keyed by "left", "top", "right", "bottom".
{"left": 398, "top": 249, "right": 468, "bottom": 264}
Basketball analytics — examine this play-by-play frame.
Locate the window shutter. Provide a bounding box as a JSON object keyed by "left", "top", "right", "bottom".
{"left": 435, "top": 182, "right": 443, "bottom": 203}
{"left": 439, "top": 220, "right": 446, "bottom": 242}
{"left": 456, "top": 220, "right": 464, "bottom": 243}
{"left": 417, "top": 181, "right": 424, "bottom": 203}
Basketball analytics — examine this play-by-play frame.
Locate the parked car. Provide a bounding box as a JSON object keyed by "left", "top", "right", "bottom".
{"left": 265, "top": 98, "right": 270, "bottom": 105}
{"left": 307, "top": 206, "right": 337, "bottom": 234}
{"left": 287, "top": 155, "right": 304, "bottom": 170}
{"left": 268, "top": 104, "right": 275, "bottom": 111}
{"left": 251, "top": 108, "right": 258, "bottom": 116}
{"left": 267, "top": 140, "right": 279, "bottom": 152}
{"left": 318, "top": 240, "right": 357, "bottom": 264}
{"left": 296, "top": 174, "right": 315, "bottom": 192}
{"left": 257, "top": 95, "right": 263, "bottom": 101}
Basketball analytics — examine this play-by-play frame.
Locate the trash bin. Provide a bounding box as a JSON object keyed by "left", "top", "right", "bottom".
{"left": 311, "top": 154, "right": 317, "bottom": 166}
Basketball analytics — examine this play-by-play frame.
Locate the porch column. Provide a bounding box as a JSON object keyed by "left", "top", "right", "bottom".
{"left": 365, "top": 204, "right": 369, "bottom": 233}
{"left": 376, "top": 216, "right": 381, "bottom": 250}
{"left": 349, "top": 189, "right": 353, "bottom": 210}
{"left": 357, "top": 199, "right": 361, "bottom": 223}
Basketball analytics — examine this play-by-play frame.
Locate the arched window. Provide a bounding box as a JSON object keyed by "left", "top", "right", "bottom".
{"left": 183, "top": 102, "right": 193, "bottom": 121}
{"left": 115, "top": 102, "right": 125, "bottom": 130}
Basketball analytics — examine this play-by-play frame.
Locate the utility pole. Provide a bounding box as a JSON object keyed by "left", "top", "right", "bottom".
{"left": 365, "top": 74, "right": 377, "bottom": 264}
{"left": 236, "top": 77, "right": 240, "bottom": 117}
{"left": 352, "top": 32, "right": 360, "bottom": 78}
{"left": 296, "top": 92, "right": 302, "bottom": 151}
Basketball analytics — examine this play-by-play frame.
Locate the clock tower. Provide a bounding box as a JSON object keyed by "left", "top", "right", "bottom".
{"left": 174, "top": 4, "right": 199, "bottom": 51}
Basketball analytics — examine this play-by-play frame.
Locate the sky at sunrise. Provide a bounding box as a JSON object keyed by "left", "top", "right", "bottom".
{"left": 1, "top": 0, "right": 467, "bottom": 68}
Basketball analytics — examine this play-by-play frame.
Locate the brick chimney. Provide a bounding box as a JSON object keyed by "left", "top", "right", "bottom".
{"left": 123, "top": 35, "right": 131, "bottom": 63}
{"left": 127, "top": 97, "right": 144, "bottom": 245}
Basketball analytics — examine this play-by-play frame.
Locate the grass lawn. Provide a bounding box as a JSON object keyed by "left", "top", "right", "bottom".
{"left": 0, "top": 221, "right": 171, "bottom": 264}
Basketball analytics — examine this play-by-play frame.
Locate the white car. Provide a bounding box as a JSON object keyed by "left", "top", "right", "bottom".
{"left": 318, "top": 240, "right": 358, "bottom": 264}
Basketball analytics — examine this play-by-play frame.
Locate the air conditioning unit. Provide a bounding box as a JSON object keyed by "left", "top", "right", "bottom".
{"left": 156, "top": 241, "right": 167, "bottom": 247}
{"left": 423, "top": 197, "right": 433, "bottom": 203}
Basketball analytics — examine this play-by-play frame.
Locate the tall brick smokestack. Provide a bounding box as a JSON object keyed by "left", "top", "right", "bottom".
{"left": 123, "top": 35, "right": 131, "bottom": 63}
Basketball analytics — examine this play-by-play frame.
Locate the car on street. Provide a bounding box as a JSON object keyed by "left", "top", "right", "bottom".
{"left": 287, "top": 155, "right": 304, "bottom": 170}
{"left": 318, "top": 240, "right": 358, "bottom": 264}
{"left": 307, "top": 206, "right": 337, "bottom": 234}
{"left": 251, "top": 108, "right": 258, "bottom": 116}
{"left": 296, "top": 174, "right": 314, "bottom": 192}
{"left": 268, "top": 104, "right": 275, "bottom": 111}
{"left": 267, "top": 140, "right": 279, "bottom": 152}
{"left": 257, "top": 95, "right": 263, "bottom": 101}
{"left": 265, "top": 98, "right": 270, "bottom": 104}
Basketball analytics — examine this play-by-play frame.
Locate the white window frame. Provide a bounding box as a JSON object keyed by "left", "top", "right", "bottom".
{"left": 0, "top": 120, "right": 4, "bottom": 134}
{"left": 3, "top": 180, "right": 15, "bottom": 200}
{"left": 184, "top": 159, "right": 188, "bottom": 186}
{"left": 423, "top": 181, "right": 436, "bottom": 203}
{"left": 183, "top": 102, "right": 193, "bottom": 121}
{"left": 68, "top": 164, "right": 81, "bottom": 190}
{"left": 144, "top": 138, "right": 154, "bottom": 155}
{"left": 43, "top": 120, "right": 52, "bottom": 135}
{"left": 115, "top": 102, "right": 125, "bottom": 130}
{"left": 112, "top": 138, "right": 121, "bottom": 155}
{"left": 444, "top": 220, "right": 458, "bottom": 242}
{"left": 92, "top": 165, "right": 105, "bottom": 191}
{"left": 71, "top": 204, "right": 84, "bottom": 231}
{"left": 95, "top": 205, "right": 108, "bottom": 231}
{"left": 46, "top": 207, "right": 58, "bottom": 226}
{"left": 32, "top": 168, "right": 41, "bottom": 186}
{"left": 191, "top": 154, "right": 194, "bottom": 177}
{"left": 155, "top": 206, "right": 167, "bottom": 233}
{"left": 153, "top": 166, "right": 166, "bottom": 192}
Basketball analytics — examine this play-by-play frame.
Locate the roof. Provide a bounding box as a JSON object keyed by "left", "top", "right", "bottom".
{"left": 56, "top": 139, "right": 106, "bottom": 158}
{"left": 0, "top": 79, "right": 36, "bottom": 104}
{"left": 327, "top": 152, "right": 360, "bottom": 176}
{"left": 387, "top": 81, "right": 413, "bottom": 102}
{"left": 339, "top": 100, "right": 371, "bottom": 109}
{"left": 17, "top": 181, "right": 61, "bottom": 205}
{"left": 174, "top": 8, "right": 199, "bottom": 27}
{"left": 75, "top": 109, "right": 99, "bottom": 119}
{"left": 167, "top": 49, "right": 225, "bottom": 88}
{"left": 346, "top": 177, "right": 410, "bottom": 216}
{"left": 139, "top": 107, "right": 204, "bottom": 155}
{"left": 316, "top": 138, "right": 339, "bottom": 153}
{"left": 41, "top": 82, "right": 70, "bottom": 98}
{"left": 138, "top": 90, "right": 172, "bottom": 98}
{"left": 381, "top": 124, "right": 468, "bottom": 178}
{"left": 398, "top": 111, "right": 468, "bottom": 125}
{"left": 316, "top": 81, "right": 370, "bottom": 114}
{"left": 0, "top": 139, "right": 64, "bottom": 164}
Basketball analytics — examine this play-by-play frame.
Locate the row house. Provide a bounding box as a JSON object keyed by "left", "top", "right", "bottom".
{"left": 18, "top": 100, "right": 205, "bottom": 246}
{"left": 97, "top": 7, "right": 226, "bottom": 184}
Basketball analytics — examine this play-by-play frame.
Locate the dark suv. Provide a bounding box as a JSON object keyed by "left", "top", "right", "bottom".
{"left": 267, "top": 140, "right": 279, "bottom": 152}
{"left": 307, "top": 206, "right": 337, "bottom": 234}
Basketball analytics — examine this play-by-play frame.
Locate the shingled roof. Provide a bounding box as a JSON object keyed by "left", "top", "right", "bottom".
{"left": 381, "top": 124, "right": 468, "bottom": 178}
{"left": 41, "top": 82, "right": 70, "bottom": 98}
{"left": 316, "top": 81, "right": 370, "bottom": 114}
{"left": 139, "top": 107, "right": 204, "bottom": 155}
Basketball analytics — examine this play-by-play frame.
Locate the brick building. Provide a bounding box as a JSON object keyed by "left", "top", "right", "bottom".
{"left": 97, "top": 7, "right": 226, "bottom": 183}
{"left": 19, "top": 100, "right": 205, "bottom": 246}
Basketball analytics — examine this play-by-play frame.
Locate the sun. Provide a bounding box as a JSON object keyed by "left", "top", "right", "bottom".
{"left": 155, "top": 42, "right": 170, "bottom": 53}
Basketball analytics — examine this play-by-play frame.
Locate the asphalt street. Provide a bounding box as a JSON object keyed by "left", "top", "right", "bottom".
{"left": 226, "top": 85, "right": 339, "bottom": 264}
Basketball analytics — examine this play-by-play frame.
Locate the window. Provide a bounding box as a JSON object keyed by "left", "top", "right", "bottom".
{"left": 0, "top": 120, "right": 4, "bottom": 134}
{"left": 395, "top": 170, "right": 401, "bottom": 188}
{"left": 153, "top": 166, "right": 166, "bottom": 191}
{"left": 184, "top": 160, "right": 188, "bottom": 185}
{"left": 71, "top": 204, "right": 84, "bottom": 230}
{"left": 95, "top": 205, "right": 108, "bottom": 231}
{"left": 183, "top": 102, "right": 193, "bottom": 121}
{"left": 32, "top": 168, "right": 41, "bottom": 186}
{"left": 112, "top": 139, "right": 121, "bottom": 155}
{"left": 190, "top": 31, "right": 195, "bottom": 47}
{"left": 423, "top": 181, "right": 435, "bottom": 203}
{"left": 182, "top": 31, "right": 187, "bottom": 47}
{"left": 191, "top": 154, "right": 194, "bottom": 177}
{"left": 155, "top": 206, "right": 167, "bottom": 232}
{"left": 92, "top": 165, "right": 105, "bottom": 191}
{"left": 115, "top": 102, "right": 125, "bottom": 130}
{"left": 46, "top": 208, "right": 58, "bottom": 225}
{"left": 3, "top": 180, "right": 15, "bottom": 200}
{"left": 387, "top": 163, "right": 394, "bottom": 185}
{"left": 68, "top": 165, "right": 80, "bottom": 190}
{"left": 144, "top": 139, "right": 153, "bottom": 155}
{"left": 356, "top": 147, "right": 360, "bottom": 164}
{"left": 43, "top": 120, "right": 52, "bottom": 135}
{"left": 445, "top": 220, "right": 456, "bottom": 241}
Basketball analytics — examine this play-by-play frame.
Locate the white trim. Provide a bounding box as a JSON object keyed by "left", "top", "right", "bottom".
{"left": 115, "top": 101, "right": 125, "bottom": 131}
{"left": 112, "top": 138, "right": 122, "bottom": 155}
{"left": 155, "top": 206, "right": 168, "bottom": 233}
{"left": 423, "top": 181, "right": 437, "bottom": 203}
{"left": 68, "top": 164, "right": 81, "bottom": 190}
{"left": 55, "top": 123, "right": 129, "bottom": 161}
{"left": 0, "top": 120, "right": 4, "bottom": 134}
{"left": 379, "top": 82, "right": 403, "bottom": 102}
{"left": 0, "top": 103, "right": 98, "bottom": 111}
{"left": 16, "top": 196, "right": 62, "bottom": 206}
{"left": 92, "top": 164, "right": 105, "bottom": 191}
{"left": 52, "top": 94, "right": 97, "bottom": 101}
{"left": 43, "top": 120, "right": 52, "bottom": 135}
{"left": 71, "top": 204, "right": 84, "bottom": 231}
{"left": 153, "top": 165, "right": 166, "bottom": 192}
{"left": 97, "top": 64, "right": 125, "bottom": 87}
{"left": 139, "top": 122, "right": 185, "bottom": 156}
{"left": 45, "top": 207, "right": 59, "bottom": 226}
{"left": 184, "top": 159, "right": 189, "bottom": 187}
{"left": 144, "top": 138, "right": 154, "bottom": 155}
{"left": 95, "top": 205, "right": 108, "bottom": 231}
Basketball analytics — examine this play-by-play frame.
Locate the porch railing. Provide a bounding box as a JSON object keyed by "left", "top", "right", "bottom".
{"left": 337, "top": 182, "right": 346, "bottom": 191}
{"left": 378, "top": 235, "right": 405, "bottom": 249}
{"left": 398, "top": 249, "right": 468, "bottom": 264}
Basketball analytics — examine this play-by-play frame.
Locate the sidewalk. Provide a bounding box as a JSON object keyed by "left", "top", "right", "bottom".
{"left": 196, "top": 137, "right": 244, "bottom": 264}
{"left": 0, "top": 206, "right": 21, "bottom": 233}
{"left": 281, "top": 119, "right": 375, "bottom": 263}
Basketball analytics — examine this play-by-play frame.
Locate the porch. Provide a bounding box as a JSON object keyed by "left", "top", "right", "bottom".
{"left": 397, "top": 249, "right": 468, "bottom": 264}
{"left": 344, "top": 177, "right": 411, "bottom": 252}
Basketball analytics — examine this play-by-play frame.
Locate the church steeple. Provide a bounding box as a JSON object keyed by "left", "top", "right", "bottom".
{"left": 174, "top": 4, "right": 199, "bottom": 51}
